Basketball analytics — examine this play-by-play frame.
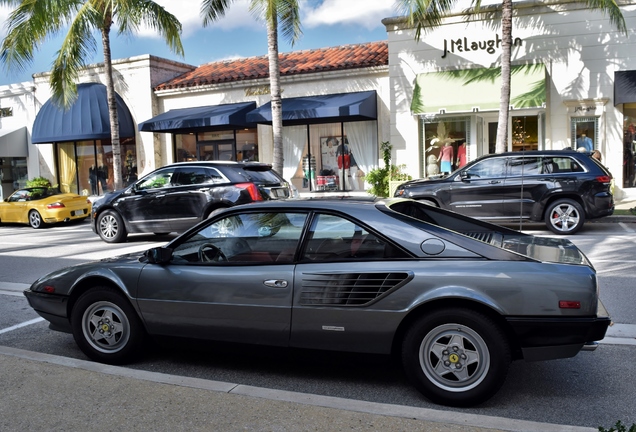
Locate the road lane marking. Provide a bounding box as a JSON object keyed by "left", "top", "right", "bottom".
{"left": 0, "top": 318, "right": 45, "bottom": 335}
{"left": 619, "top": 222, "right": 635, "bottom": 233}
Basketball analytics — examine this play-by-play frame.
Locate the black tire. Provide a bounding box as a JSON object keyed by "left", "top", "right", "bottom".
{"left": 544, "top": 198, "right": 585, "bottom": 235}
{"left": 71, "top": 287, "right": 145, "bottom": 364}
{"left": 97, "top": 210, "right": 127, "bottom": 243}
{"left": 402, "top": 308, "right": 511, "bottom": 407}
{"left": 29, "top": 210, "right": 46, "bottom": 229}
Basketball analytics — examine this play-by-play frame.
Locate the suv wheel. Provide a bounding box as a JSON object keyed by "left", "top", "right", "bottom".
{"left": 97, "top": 210, "right": 128, "bottom": 243}
{"left": 545, "top": 199, "right": 585, "bottom": 235}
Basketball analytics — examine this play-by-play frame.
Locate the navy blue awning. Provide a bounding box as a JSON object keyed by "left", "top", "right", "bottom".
{"left": 138, "top": 102, "right": 257, "bottom": 132}
{"left": 32, "top": 82, "right": 135, "bottom": 144}
{"left": 246, "top": 91, "right": 377, "bottom": 125}
{"left": 615, "top": 71, "right": 636, "bottom": 105}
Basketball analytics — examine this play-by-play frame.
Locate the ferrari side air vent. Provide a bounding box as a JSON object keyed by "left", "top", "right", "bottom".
{"left": 300, "top": 272, "right": 412, "bottom": 306}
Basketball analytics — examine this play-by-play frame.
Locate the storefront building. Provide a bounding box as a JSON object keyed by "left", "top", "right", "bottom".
{"left": 141, "top": 41, "right": 389, "bottom": 193}
{"left": 0, "top": 82, "right": 37, "bottom": 200}
{"left": 383, "top": 1, "right": 636, "bottom": 199}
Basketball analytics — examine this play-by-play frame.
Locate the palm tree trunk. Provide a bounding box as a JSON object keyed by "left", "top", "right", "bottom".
{"left": 101, "top": 19, "right": 123, "bottom": 191}
{"left": 267, "top": 13, "right": 284, "bottom": 176}
{"left": 495, "top": 0, "right": 513, "bottom": 154}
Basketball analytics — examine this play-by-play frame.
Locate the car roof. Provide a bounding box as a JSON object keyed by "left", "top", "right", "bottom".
{"left": 230, "top": 196, "right": 382, "bottom": 212}
{"left": 162, "top": 161, "right": 273, "bottom": 168}
{"left": 478, "top": 149, "right": 585, "bottom": 158}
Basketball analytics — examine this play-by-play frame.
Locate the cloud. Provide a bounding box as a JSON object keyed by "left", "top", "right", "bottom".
{"left": 302, "top": 0, "right": 395, "bottom": 30}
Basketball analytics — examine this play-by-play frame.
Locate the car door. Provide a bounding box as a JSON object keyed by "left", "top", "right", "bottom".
{"left": 448, "top": 157, "right": 507, "bottom": 219}
{"left": 290, "top": 213, "right": 412, "bottom": 353}
{"left": 135, "top": 210, "right": 307, "bottom": 346}
{"left": 0, "top": 189, "right": 29, "bottom": 223}
{"left": 167, "top": 166, "right": 227, "bottom": 232}
{"left": 502, "top": 156, "right": 546, "bottom": 219}
{"left": 114, "top": 167, "right": 177, "bottom": 232}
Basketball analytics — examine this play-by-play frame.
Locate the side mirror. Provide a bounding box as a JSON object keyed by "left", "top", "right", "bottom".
{"left": 144, "top": 247, "right": 173, "bottom": 264}
{"left": 460, "top": 171, "right": 470, "bottom": 181}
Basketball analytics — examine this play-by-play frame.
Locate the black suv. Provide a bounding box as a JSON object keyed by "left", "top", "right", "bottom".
{"left": 92, "top": 161, "right": 292, "bottom": 243}
{"left": 394, "top": 150, "right": 614, "bottom": 234}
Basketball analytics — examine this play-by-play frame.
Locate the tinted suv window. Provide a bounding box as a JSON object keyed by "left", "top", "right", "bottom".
{"left": 238, "top": 167, "right": 283, "bottom": 183}
{"left": 545, "top": 157, "right": 585, "bottom": 173}
{"left": 173, "top": 167, "right": 226, "bottom": 186}
{"left": 465, "top": 158, "right": 506, "bottom": 178}
{"left": 508, "top": 157, "right": 541, "bottom": 176}
{"left": 136, "top": 168, "right": 175, "bottom": 190}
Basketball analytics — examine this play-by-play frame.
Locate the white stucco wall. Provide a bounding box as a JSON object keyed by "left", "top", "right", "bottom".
{"left": 384, "top": 0, "right": 636, "bottom": 196}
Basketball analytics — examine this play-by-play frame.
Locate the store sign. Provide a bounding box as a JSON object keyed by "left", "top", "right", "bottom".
{"left": 245, "top": 85, "right": 271, "bottom": 96}
{"left": 0, "top": 107, "right": 13, "bottom": 117}
{"left": 571, "top": 105, "right": 601, "bottom": 115}
{"left": 441, "top": 34, "right": 523, "bottom": 58}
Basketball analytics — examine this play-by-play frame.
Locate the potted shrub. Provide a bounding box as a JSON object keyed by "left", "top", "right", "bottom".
{"left": 365, "top": 141, "right": 412, "bottom": 197}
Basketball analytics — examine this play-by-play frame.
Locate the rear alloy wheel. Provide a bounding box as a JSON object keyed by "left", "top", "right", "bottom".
{"left": 29, "top": 210, "right": 45, "bottom": 229}
{"left": 544, "top": 198, "right": 585, "bottom": 235}
{"left": 71, "top": 287, "right": 145, "bottom": 364}
{"left": 402, "top": 308, "right": 510, "bottom": 407}
{"left": 97, "top": 210, "right": 127, "bottom": 243}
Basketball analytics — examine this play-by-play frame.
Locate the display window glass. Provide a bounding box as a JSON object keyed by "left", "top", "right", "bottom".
{"left": 421, "top": 117, "right": 469, "bottom": 178}
{"left": 623, "top": 106, "right": 636, "bottom": 188}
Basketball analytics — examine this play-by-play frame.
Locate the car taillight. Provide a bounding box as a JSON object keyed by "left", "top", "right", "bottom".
{"left": 47, "top": 202, "right": 65, "bottom": 209}
{"left": 596, "top": 175, "right": 612, "bottom": 183}
{"left": 236, "top": 183, "right": 263, "bottom": 201}
{"left": 559, "top": 300, "right": 581, "bottom": 309}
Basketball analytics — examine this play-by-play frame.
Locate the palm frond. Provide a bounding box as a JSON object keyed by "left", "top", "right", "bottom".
{"left": 200, "top": 0, "right": 234, "bottom": 26}
{"left": 116, "top": 0, "right": 184, "bottom": 56}
{"left": 50, "top": 3, "right": 98, "bottom": 108}
{"left": 276, "top": 0, "right": 302, "bottom": 46}
{"left": 585, "top": 0, "right": 627, "bottom": 34}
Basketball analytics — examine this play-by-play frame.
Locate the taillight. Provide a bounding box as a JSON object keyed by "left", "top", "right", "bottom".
{"left": 42, "top": 285, "right": 55, "bottom": 293}
{"left": 46, "top": 202, "right": 65, "bottom": 209}
{"left": 236, "top": 183, "right": 263, "bottom": 201}
{"left": 596, "top": 175, "right": 611, "bottom": 183}
{"left": 559, "top": 300, "right": 581, "bottom": 309}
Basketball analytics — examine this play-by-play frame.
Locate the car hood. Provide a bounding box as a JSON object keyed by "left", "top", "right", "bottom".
{"left": 500, "top": 235, "right": 592, "bottom": 266}
{"left": 402, "top": 175, "right": 451, "bottom": 187}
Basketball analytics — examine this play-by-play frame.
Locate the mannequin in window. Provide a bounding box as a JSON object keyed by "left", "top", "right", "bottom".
{"left": 337, "top": 143, "right": 352, "bottom": 190}
{"left": 88, "top": 165, "right": 98, "bottom": 195}
{"left": 302, "top": 154, "right": 316, "bottom": 190}
{"left": 437, "top": 142, "right": 454, "bottom": 175}
{"left": 97, "top": 164, "right": 108, "bottom": 194}
{"left": 576, "top": 131, "right": 593, "bottom": 152}
{"left": 456, "top": 142, "right": 467, "bottom": 168}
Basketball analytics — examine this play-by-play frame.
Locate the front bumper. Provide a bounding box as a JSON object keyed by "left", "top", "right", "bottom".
{"left": 23, "top": 289, "right": 72, "bottom": 333}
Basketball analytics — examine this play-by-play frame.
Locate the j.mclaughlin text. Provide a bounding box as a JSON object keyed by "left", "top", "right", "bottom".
{"left": 441, "top": 34, "right": 523, "bottom": 58}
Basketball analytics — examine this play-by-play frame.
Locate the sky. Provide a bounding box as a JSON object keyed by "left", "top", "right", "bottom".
{"left": 0, "top": 0, "right": 398, "bottom": 86}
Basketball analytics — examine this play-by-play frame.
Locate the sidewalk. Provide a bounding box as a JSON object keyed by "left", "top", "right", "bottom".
{"left": 0, "top": 345, "right": 596, "bottom": 432}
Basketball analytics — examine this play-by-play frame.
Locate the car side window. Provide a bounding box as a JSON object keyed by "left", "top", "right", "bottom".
{"left": 172, "top": 167, "right": 226, "bottom": 186}
{"left": 302, "top": 214, "right": 407, "bottom": 262}
{"left": 9, "top": 189, "right": 29, "bottom": 202}
{"left": 136, "top": 168, "right": 176, "bottom": 190}
{"left": 171, "top": 211, "right": 307, "bottom": 264}
{"left": 548, "top": 157, "right": 585, "bottom": 173}
{"left": 508, "top": 157, "right": 540, "bottom": 176}
{"left": 464, "top": 158, "right": 506, "bottom": 179}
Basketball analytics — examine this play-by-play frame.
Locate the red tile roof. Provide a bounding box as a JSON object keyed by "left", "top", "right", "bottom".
{"left": 155, "top": 40, "right": 388, "bottom": 91}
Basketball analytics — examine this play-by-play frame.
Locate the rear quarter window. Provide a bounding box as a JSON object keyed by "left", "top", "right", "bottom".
{"left": 548, "top": 157, "right": 585, "bottom": 173}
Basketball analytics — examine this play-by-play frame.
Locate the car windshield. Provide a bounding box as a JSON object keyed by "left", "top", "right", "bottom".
{"left": 8, "top": 187, "right": 56, "bottom": 202}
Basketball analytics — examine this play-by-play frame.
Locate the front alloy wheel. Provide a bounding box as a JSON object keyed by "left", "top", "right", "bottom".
{"left": 71, "top": 287, "right": 144, "bottom": 364}
{"left": 97, "top": 210, "right": 127, "bottom": 243}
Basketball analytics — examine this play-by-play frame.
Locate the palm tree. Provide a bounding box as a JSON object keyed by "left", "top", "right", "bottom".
{"left": 201, "top": 0, "right": 302, "bottom": 176}
{"left": 0, "top": 0, "right": 184, "bottom": 190}
{"left": 396, "top": 0, "right": 626, "bottom": 153}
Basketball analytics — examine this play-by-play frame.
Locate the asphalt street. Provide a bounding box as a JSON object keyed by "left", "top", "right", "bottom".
{"left": 1, "top": 217, "right": 635, "bottom": 431}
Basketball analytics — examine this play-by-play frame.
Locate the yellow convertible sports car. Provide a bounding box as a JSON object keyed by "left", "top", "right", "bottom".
{"left": 0, "top": 187, "right": 92, "bottom": 229}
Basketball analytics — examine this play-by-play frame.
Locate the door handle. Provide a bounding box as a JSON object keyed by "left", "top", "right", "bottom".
{"left": 489, "top": 180, "right": 501, "bottom": 184}
{"left": 264, "top": 279, "right": 288, "bottom": 288}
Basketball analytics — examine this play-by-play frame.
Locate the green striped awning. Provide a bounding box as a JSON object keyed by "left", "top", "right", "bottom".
{"left": 411, "top": 65, "right": 546, "bottom": 114}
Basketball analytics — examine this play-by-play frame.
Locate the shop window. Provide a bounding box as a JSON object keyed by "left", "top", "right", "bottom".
{"left": 0, "top": 157, "right": 27, "bottom": 199}
{"left": 623, "top": 106, "right": 636, "bottom": 188}
{"left": 421, "top": 117, "right": 469, "bottom": 178}
{"left": 511, "top": 116, "right": 539, "bottom": 151}
{"left": 571, "top": 117, "right": 598, "bottom": 151}
{"left": 57, "top": 143, "right": 77, "bottom": 193}
{"left": 237, "top": 129, "right": 258, "bottom": 162}
{"left": 175, "top": 134, "right": 197, "bottom": 162}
